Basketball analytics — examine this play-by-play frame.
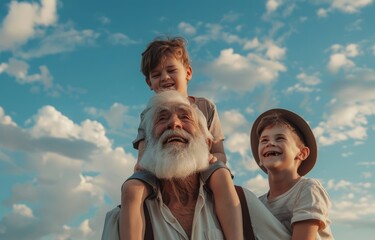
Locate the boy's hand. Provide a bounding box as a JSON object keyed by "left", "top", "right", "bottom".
{"left": 209, "top": 153, "right": 217, "bottom": 164}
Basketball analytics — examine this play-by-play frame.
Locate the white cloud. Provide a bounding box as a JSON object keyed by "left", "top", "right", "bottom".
{"left": 220, "top": 110, "right": 248, "bottom": 135}
{"left": 327, "top": 53, "right": 355, "bottom": 73}
{"left": 266, "top": 0, "right": 283, "bottom": 14}
{"left": 332, "top": 0, "right": 373, "bottom": 14}
{"left": 0, "top": 0, "right": 58, "bottom": 52}
{"left": 297, "top": 72, "right": 321, "bottom": 86}
{"left": 225, "top": 132, "right": 249, "bottom": 157}
{"left": 108, "top": 33, "right": 137, "bottom": 46}
{"left": 317, "top": 0, "right": 373, "bottom": 17}
{"left": 84, "top": 103, "right": 139, "bottom": 137}
{"left": 315, "top": 101, "right": 375, "bottom": 145}
{"left": 13, "top": 204, "right": 34, "bottom": 218}
{"left": 326, "top": 178, "right": 375, "bottom": 226}
{"left": 201, "top": 48, "right": 286, "bottom": 95}
{"left": 243, "top": 38, "right": 259, "bottom": 50}
{"left": 178, "top": 22, "right": 197, "bottom": 36}
{"left": 0, "top": 106, "right": 136, "bottom": 239}
{"left": 0, "top": 106, "right": 17, "bottom": 127}
{"left": 286, "top": 72, "right": 321, "bottom": 94}
{"left": 265, "top": 41, "right": 286, "bottom": 60}
{"left": 317, "top": 8, "right": 329, "bottom": 18}
{"left": 1, "top": 58, "right": 53, "bottom": 89}
{"left": 16, "top": 24, "right": 100, "bottom": 59}
{"left": 244, "top": 174, "right": 269, "bottom": 197}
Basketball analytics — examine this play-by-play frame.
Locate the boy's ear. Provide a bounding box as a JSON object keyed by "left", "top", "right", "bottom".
{"left": 297, "top": 146, "right": 310, "bottom": 161}
{"left": 186, "top": 66, "right": 193, "bottom": 82}
{"left": 146, "top": 78, "right": 153, "bottom": 90}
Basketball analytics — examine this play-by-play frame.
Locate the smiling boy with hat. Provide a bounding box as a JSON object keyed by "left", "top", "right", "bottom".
{"left": 250, "top": 108, "right": 334, "bottom": 239}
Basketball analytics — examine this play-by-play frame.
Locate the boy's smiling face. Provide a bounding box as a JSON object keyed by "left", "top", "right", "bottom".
{"left": 146, "top": 55, "right": 192, "bottom": 96}
{"left": 258, "top": 123, "right": 308, "bottom": 174}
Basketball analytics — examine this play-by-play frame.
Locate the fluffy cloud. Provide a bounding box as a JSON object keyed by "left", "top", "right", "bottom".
{"left": 16, "top": 24, "right": 100, "bottom": 59}
{"left": 0, "top": 106, "right": 136, "bottom": 239}
{"left": 327, "top": 179, "right": 375, "bottom": 226}
{"left": 317, "top": 0, "right": 373, "bottom": 17}
{"left": 244, "top": 174, "right": 269, "bottom": 197}
{"left": 108, "top": 33, "right": 137, "bottom": 46}
{"left": 0, "top": 0, "right": 58, "bottom": 52}
{"left": 84, "top": 103, "right": 140, "bottom": 137}
{"left": 286, "top": 72, "right": 321, "bottom": 93}
{"left": 327, "top": 44, "right": 360, "bottom": 73}
{"left": 199, "top": 48, "right": 286, "bottom": 95}
{"left": 0, "top": 58, "right": 53, "bottom": 89}
{"left": 178, "top": 22, "right": 197, "bottom": 36}
{"left": 315, "top": 68, "right": 375, "bottom": 145}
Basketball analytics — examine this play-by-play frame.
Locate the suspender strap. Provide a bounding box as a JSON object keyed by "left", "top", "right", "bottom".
{"left": 235, "top": 185, "right": 255, "bottom": 240}
{"left": 143, "top": 186, "right": 254, "bottom": 240}
{"left": 143, "top": 202, "right": 154, "bottom": 240}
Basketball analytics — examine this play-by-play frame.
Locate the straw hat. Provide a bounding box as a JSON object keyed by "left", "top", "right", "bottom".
{"left": 250, "top": 108, "right": 317, "bottom": 176}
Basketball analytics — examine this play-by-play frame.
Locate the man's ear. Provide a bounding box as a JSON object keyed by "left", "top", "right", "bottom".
{"left": 146, "top": 78, "right": 153, "bottom": 90}
{"left": 186, "top": 66, "right": 193, "bottom": 82}
{"left": 297, "top": 146, "right": 310, "bottom": 161}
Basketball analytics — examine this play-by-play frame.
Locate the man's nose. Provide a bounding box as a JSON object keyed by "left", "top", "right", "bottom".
{"left": 167, "top": 114, "right": 182, "bottom": 129}
{"left": 266, "top": 141, "right": 275, "bottom": 147}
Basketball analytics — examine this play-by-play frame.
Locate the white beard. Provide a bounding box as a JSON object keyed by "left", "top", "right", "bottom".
{"left": 140, "top": 129, "right": 210, "bottom": 179}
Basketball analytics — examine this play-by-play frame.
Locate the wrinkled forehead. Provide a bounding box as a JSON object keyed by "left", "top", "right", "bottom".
{"left": 154, "top": 103, "right": 194, "bottom": 118}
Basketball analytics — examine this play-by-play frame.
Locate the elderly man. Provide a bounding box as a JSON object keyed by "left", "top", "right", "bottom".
{"left": 102, "top": 91, "right": 290, "bottom": 240}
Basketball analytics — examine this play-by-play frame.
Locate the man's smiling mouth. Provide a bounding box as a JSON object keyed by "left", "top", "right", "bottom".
{"left": 163, "top": 136, "right": 188, "bottom": 144}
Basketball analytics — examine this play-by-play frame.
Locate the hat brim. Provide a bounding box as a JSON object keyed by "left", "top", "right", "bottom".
{"left": 250, "top": 108, "right": 317, "bottom": 176}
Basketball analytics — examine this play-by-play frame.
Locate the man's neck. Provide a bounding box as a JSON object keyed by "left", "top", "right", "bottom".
{"left": 160, "top": 174, "right": 199, "bottom": 238}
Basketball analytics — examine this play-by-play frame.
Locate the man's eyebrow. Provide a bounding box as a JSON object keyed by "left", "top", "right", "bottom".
{"left": 155, "top": 106, "right": 170, "bottom": 115}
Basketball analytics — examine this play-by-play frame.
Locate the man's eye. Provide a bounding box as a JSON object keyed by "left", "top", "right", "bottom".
{"left": 260, "top": 139, "right": 268, "bottom": 144}
{"left": 156, "top": 116, "right": 167, "bottom": 122}
{"left": 179, "top": 113, "right": 192, "bottom": 120}
{"left": 151, "top": 73, "right": 160, "bottom": 78}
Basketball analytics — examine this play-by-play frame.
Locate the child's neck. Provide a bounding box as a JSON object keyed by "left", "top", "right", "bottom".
{"left": 268, "top": 172, "right": 301, "bottom": 200}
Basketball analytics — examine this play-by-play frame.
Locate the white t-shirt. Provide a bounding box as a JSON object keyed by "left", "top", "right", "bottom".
{"left": 259, "top": 177, "right": 334, "bottom": 239}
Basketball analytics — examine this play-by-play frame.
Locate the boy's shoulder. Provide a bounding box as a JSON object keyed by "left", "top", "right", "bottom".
{"left": 189, "top": 95, "right": 216, "bottom": 107}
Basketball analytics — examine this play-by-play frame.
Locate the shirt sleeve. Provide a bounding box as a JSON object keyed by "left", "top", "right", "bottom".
{"left": 132, "top": 109, "right": 147, "bottom": 150}
{"left": 291, "top": 179, "right": 331, "bottom": 230}
{"left": 199, "top": 98, "right": 224, "bottom": 142}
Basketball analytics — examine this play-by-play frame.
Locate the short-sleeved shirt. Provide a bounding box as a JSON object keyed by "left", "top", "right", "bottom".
{"left": 102, "top": 180, "right": 291, "bottom": 240}
{"left": 259, "top": 177, "right": 334, "bottom": 239}
{"left": 133, "top": 96, "right": 224, "bottom": 149}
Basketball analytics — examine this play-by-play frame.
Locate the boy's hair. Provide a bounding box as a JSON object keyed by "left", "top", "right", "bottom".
{"left": 256, "top": 113, "right": 306, "bottom": 147}
{"left": 141, "top": 36, "right": 191, "bottom": 80}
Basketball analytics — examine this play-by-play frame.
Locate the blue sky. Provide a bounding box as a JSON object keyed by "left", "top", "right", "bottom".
{"left": 1, "top": 0, "right": 375, "bottom": 239}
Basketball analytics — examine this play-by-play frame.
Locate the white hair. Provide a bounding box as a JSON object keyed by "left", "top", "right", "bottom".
{"left": 143, "top": 90, "right": 213, "bottom": 143}
{"left": 140, "top": 90, "right": 213, "bottom": 179}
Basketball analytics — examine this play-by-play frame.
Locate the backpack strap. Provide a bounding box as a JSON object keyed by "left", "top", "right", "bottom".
{"left": 142, "top": 186, "right": 255, "bottom": 240}
{"left": 143, "top": 202, "right": 154, "bottom": 240}
{"left": 235, "top": 185, "right": 255, "bottom": 240}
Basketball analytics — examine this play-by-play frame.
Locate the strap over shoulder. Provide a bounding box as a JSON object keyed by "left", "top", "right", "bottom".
{"left": 235, "top": 185, "right": 255, "bottom": 240}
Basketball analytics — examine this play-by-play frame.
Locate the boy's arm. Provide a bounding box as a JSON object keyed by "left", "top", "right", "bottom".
{"left": 292, "top": 219, "right": 320, "bottom": 240}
